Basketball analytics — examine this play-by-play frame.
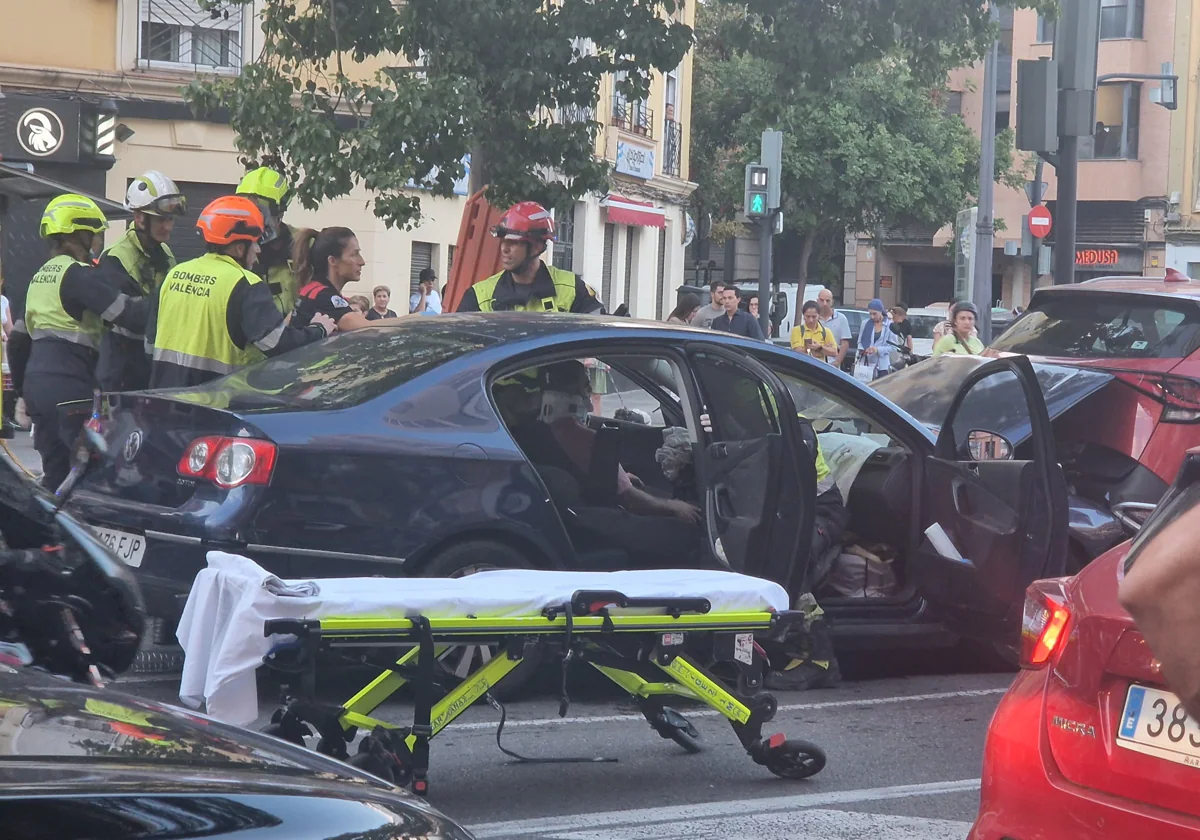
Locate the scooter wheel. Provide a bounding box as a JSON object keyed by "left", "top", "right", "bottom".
{"left": 261, "top": 721, "right": 307, "bottom": 747}
{"left": 765, "top": 739, "right": 826, "bottom": 780}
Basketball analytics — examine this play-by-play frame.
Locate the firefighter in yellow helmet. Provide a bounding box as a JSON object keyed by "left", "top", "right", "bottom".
{"left": 236, "top": 166, "right": 299, "bottom": 317}
{"left": 96, "top": 170, "right": 186, "bottom": 391}
{"left": 456, "top": 201, "right": 604, "bottom": 314}
{"left": 9, "top": 195, "right": 152, "bottom": 489}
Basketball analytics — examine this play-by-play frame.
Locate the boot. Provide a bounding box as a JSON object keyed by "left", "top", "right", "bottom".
{"left": 765, "top": 611, "right": 841, "bottom": 692}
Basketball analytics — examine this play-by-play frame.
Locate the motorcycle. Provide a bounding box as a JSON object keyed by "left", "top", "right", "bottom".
{"left": 0, "top": 396, "right": 144, "bottom": 685}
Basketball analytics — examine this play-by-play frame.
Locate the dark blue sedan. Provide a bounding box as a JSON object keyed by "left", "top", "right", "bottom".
{"left": 73, "top": 314, "right": 1121, "bottom": 662}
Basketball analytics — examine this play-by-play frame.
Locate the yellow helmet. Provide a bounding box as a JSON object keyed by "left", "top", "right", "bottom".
{"left": 39, "top": 194, "right": 108, "bottom": 239}
{"left": 236, "top": 166, "right": 290, "bottom": 208}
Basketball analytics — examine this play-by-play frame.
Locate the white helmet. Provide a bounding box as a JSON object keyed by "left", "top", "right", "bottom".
{"left": 125, "top": 171, "right": 187, "bottom": 216}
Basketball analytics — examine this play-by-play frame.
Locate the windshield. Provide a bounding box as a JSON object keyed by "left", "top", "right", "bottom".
{"left": 168, "top": 324, "right": 500, "bottom": 411}
{"left": 989, "top": 293, "right": 1200, "bottom": 359}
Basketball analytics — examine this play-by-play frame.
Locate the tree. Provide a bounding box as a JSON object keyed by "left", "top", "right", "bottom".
{"left": 186, "top": 0, "right": 692, "bottom": 228}
{"left": 691, "top": 2, "right": 1028, "bottom": 295}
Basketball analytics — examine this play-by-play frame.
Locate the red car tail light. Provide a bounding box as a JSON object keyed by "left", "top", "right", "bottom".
{"left": 178, "top": 436, "right": 277, "bottom": 488}
{"left": 1113, "top": 371, "right": 1200, "bottom": 423}
{"left": 1020, "top": 578, "right": 1072, "bottom": 669}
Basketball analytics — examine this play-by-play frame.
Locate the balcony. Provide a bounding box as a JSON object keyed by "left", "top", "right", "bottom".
{"left": 139, "top": 0, "right": 246, "bottom": 72}
{"left": 611, "top": 96, "right": 654, "bottom": 139}
{"left": 663, "top": 118, "right": 682, "bottom": 178}
{"left": 556, "top": 103, "right": 596, "bottom": 125}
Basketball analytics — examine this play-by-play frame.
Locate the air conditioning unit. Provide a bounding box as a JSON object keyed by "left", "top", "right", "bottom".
{"left": 1166, "top": 210, "right": 1182, "bottom": 223}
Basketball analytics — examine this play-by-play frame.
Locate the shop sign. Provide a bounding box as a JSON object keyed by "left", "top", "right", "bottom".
{"left": 616, "top": 138, "right": 655, "bottom": 180}
{"left": 0, "top": 94, "right": 81, "bottom": 164}
{"left": 1075, "top": 248, "right": 1119, "bottom": 267}
{"left": 880, "top": 275, "right": 893, "bottom": 289}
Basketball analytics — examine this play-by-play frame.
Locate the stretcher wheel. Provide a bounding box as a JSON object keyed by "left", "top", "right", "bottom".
{"left": 349, "top": 750, "right": 395, "bottom": 784}
{"left": 764, "top": 739, "right": 826, "bottom": 780}
{"left": 639, "top": 702, "right": 702, "bottom": 754}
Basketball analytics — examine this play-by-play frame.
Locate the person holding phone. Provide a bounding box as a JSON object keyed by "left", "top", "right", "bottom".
{"left": 790, "top": 300, "right": 838, "bottom": 363}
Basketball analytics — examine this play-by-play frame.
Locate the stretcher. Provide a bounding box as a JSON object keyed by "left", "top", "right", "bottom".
{"left": 176, "top": 554, "right": 827, "bottom": 797}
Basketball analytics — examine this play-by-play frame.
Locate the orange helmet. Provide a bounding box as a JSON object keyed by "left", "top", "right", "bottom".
{"left": 196, "top": 196, "right": 265, "bottom": 246}
{"left": 491, "top": 201, "right": 556, "bottom": 247}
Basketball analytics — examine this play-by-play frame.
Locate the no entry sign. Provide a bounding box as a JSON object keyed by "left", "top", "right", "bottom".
{"left": 1029, "top": 205, "right": 1053, "bottom": 239}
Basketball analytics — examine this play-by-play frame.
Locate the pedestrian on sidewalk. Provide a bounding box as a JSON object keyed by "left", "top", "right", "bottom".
{"left": 367, "top": 285, "right": 398, "bottom": 320}
{"left": 410, "top": 268, "right": 442, "bottom": 315}
{"left": 855, "top": 299, "right": 896, "bottom": 380}
{"left": 666, "top": 292, "right": 702, "bottom": 324}
{"left": 711, "top": 286, "right": 764, "bottom": 340}
{"left": 816, "top": 289, "right": 851, "bottom": 369}
{"left": 689, "top": 281, "right": 726, "bottom": 329}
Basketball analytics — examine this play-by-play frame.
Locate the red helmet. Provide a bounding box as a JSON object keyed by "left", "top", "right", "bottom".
{"left": 491, "top": 201, "right": 556, "bottom": 247}
{"left": 196, "top": 196, "right": 265, "bottom": 246}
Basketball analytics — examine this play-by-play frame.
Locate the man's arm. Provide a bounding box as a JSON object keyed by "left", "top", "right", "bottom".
{"left": 8, "top": 321, "right": 30, "bottom": 397}
{"left": 619, "top": 484, "right": 701, "bottom": 522}
{"left": 229, "top": 279, "right": 332, "bottom": 357}
{"left": 410, "top": 289, "right": 426, "bottom": 314}
{"left": 456, "top": 286, "right": 480, "bottom": 312}
{"left": 571, "top": 276, "right": 605, "bottom": 314}
{"left": 60, "top": 264, "right": 149, "bottom": 334}
{"left": 1119, "top": 503, "right": 1200, "bottom": 721}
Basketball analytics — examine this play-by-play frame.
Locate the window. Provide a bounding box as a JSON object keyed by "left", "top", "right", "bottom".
{"left": 1084, "top": 83, "right": 1141, "bottom": 160}
{"left": 1100, "top": 0, "right": 1144, "bottom": 39}
{"left": 623, "top": 227, "right": 637, "bottom": 310}
{"left": 410, "top": 241, "right": 435, "bottom": 294}
{"left": 601, "top": 223, "right": 616, "bottom": 307}
{"left": 1036, "top": 15, "right": 1057, "bottom": 43}
{"left": 138, "top": 0, "right": 245, "bottom": 69}
{"left": 655, "top": 226, "right": 668, "bottom": 321}
{"left": 555, "top": 206, "right": 576, "bottom": 273}
{"left": 447, "top": 245, "right": 456, "bottom": 278}
{"left": 987, "top": 294, "right": 1200, "bottom": 360}
{"left": 771, "top": 369, "right": 898, "bottom": 448}
{"left": 1187, "top": 262, "right": 1200, "bottom": 280}
{"left": 943, "top": 91, "right": 964, "bottom": 117}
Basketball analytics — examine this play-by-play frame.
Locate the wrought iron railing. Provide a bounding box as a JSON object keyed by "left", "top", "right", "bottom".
{"left": 611, "top": 96, "right": 654, "bottom": 139}
{"left": 557, "top": 103, "right": 596, "bottom": 125}
{"left": 663, "top": 119, "right": 682, "bottom": 178}
{"left": 138, "top": 0, "right": 245, "bottom": 71}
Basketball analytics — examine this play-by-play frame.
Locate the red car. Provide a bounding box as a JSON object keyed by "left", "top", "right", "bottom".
{"left": 972, "top": 453, "right": 1200, "bottom": 839}
{"left": 988, "top": 273, "right": 1200, "bottom": 529}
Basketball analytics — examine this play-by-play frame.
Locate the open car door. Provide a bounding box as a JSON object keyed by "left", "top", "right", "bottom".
{"left": 685, "top": 345, "right": 815, "bottom": 595}
{"left": 913, "top": 355, "right": 1069, "bottom": 644}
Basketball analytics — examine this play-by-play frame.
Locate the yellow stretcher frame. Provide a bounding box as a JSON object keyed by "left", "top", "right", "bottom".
{"left": 259, "top": 593, "right": 827, "bottom": 796}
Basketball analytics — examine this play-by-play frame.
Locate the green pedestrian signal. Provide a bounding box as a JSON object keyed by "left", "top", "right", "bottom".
{"left": 744, "top": 164, "right": 771, "bottom": 219}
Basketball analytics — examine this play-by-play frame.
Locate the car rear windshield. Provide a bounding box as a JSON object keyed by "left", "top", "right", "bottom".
{"left": 177, "top": 324, "right": 499, "bottom": 411}
{"left": 989, "top": 293, "right": 1200, "bottom": 359}
{"left": 906, "top": 314, "right": 945, "bottom": 340}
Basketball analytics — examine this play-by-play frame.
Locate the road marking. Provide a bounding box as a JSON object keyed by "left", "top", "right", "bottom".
{"left": 470, "top": 779, "right": 981, "bottom": 839}
{"left": 445, "top": 687, "right": 1008, "bottom": 733}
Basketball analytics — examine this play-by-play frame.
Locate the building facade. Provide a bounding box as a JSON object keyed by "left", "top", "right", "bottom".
{"left": 0, "top": 0, "right": 694, "bottom": 318}
{"left": 847, "top": 0, "right": 1177, "bottom": 309}
{"left": 1165, "top": 0, "right": 1200, "bottom": 274}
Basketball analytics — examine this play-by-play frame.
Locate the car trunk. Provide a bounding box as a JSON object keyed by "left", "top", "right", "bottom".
{"left": 82, "top": 392, "right": 264, "bottom": 509}
{"left": 1043, "top": 550, "right": 1200, "bottom": 818}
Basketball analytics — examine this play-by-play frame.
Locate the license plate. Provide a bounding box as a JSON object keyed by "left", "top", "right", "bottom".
{"left": 1117, "top": 684, "right": 1200, "bottom": 769}
{"left": 91, "top": 527, "right": 146, "bottom": 569}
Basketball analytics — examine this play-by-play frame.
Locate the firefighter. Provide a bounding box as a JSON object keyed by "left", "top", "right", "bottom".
{"left": 96, "top": 170, "right": 186, "bottom": 391}
{"left": 236, "top": 166, "right": 298, "bottom": 317}
{"left": 456, "top": 202, "right": 604, "bottom": 314}
{"left": 11, "top": 195, "right": 151, "bottom": 489}
{"left": 147, "top": 196, "right": 334, "bottom": 389}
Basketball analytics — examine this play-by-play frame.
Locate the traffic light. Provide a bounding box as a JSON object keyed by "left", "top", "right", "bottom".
{"left": 744, "top": 164, "right": 769, "bottom": 219}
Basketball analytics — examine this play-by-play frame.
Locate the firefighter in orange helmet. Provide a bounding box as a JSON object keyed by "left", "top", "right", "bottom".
{"left": 456, "top": 201, "right": 604, "bottom": 314}
{"left": 148, "top": 196, "right": 336, "bottom": 389}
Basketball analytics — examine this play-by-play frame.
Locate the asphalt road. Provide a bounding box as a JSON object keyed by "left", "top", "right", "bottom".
{"left": 120, "top": 662, "right": 1010, "bottom": 839}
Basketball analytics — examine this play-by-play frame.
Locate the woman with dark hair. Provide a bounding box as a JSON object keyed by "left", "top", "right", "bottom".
{"left": 667, "top": 292, "right": 702, "bottom": 324}
{"left": 290, "top": 227, "right": 373, "bottom": 331}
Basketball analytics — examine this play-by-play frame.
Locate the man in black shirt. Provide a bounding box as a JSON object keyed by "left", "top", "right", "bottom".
{"left": 711, "top": 287, "right": 764, "bottom": 340}
{"left": 888, "top": 304, "right": 914, "bottom": 351}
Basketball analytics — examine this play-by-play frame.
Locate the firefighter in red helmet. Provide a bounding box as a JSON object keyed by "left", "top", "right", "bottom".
{"left": 457, "top": 201, "right": 604, "bottom": 314}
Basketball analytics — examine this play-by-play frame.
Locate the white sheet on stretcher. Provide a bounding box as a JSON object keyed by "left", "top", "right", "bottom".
{"left": 177, "top": 552, "right": 790, "bottom": 726}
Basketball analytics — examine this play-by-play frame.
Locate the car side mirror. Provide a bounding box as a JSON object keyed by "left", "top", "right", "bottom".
{"left": 966, "top": 429, "right": 1013, "bottom": 462}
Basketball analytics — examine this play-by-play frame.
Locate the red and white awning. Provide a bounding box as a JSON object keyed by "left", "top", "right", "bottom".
{"left": 602, "top": 194, "right": 666, "bottom": 229}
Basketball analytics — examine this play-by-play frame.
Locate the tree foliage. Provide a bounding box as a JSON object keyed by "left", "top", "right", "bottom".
{"left": 691, "top": 1, "right": 1030, "bottom": 283}
{"left": 186, "top": 0, "right": 692, "bottom": 228}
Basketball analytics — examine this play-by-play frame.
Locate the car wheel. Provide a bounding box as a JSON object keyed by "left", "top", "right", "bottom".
{"left": 419, "top": 539, "right": 546, "bottom": 700}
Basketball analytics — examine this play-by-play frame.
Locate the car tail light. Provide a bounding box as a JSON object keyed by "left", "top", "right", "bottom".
{"left": 1113, "top": 371, "right": 1200, "bottom": 423}
{"left": 1020, "top": 578, "right": 1072, "bottom": 669}
{"left": 178, "top": 436, "right": 277, "bottom": 488}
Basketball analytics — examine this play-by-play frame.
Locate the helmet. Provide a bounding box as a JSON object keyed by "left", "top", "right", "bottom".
{"left": 39, "top": 194, "right": 108, "bottom": 239}
{"left": 196, "top": 196, "right": 265, "bottom": 246}
{"left": 491, "top": 201, "right": 557, "bottom": 248}
{"left": 125, "top": 171, "right": 187, "bottom": 216}
{"left": 236, "top": 166, "right": 290, "bottom": 210}
{"left": 950, "top": 300, "right": 979, "bottom": 320}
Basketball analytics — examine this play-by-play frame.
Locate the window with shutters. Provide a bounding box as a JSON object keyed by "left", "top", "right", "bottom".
{"left": 555, "top": 206, "right": 576, "bottom": 273}
{"left": 655, "top": 227, "right": 668, "bottom": 320}
{"left": 410, "top": 241, "right": 435, "bottom": 294}
{"left": 447, "top": 245, "right": 456, "bottom": 278}
{"left": 623, "top": 227, "right": 637, "bottom": 311}
{"left": 138, "top": 0, "right": 247, "bottom": 71}
{"left": 601, "top": 223, "right": 616, "bottom": 307}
